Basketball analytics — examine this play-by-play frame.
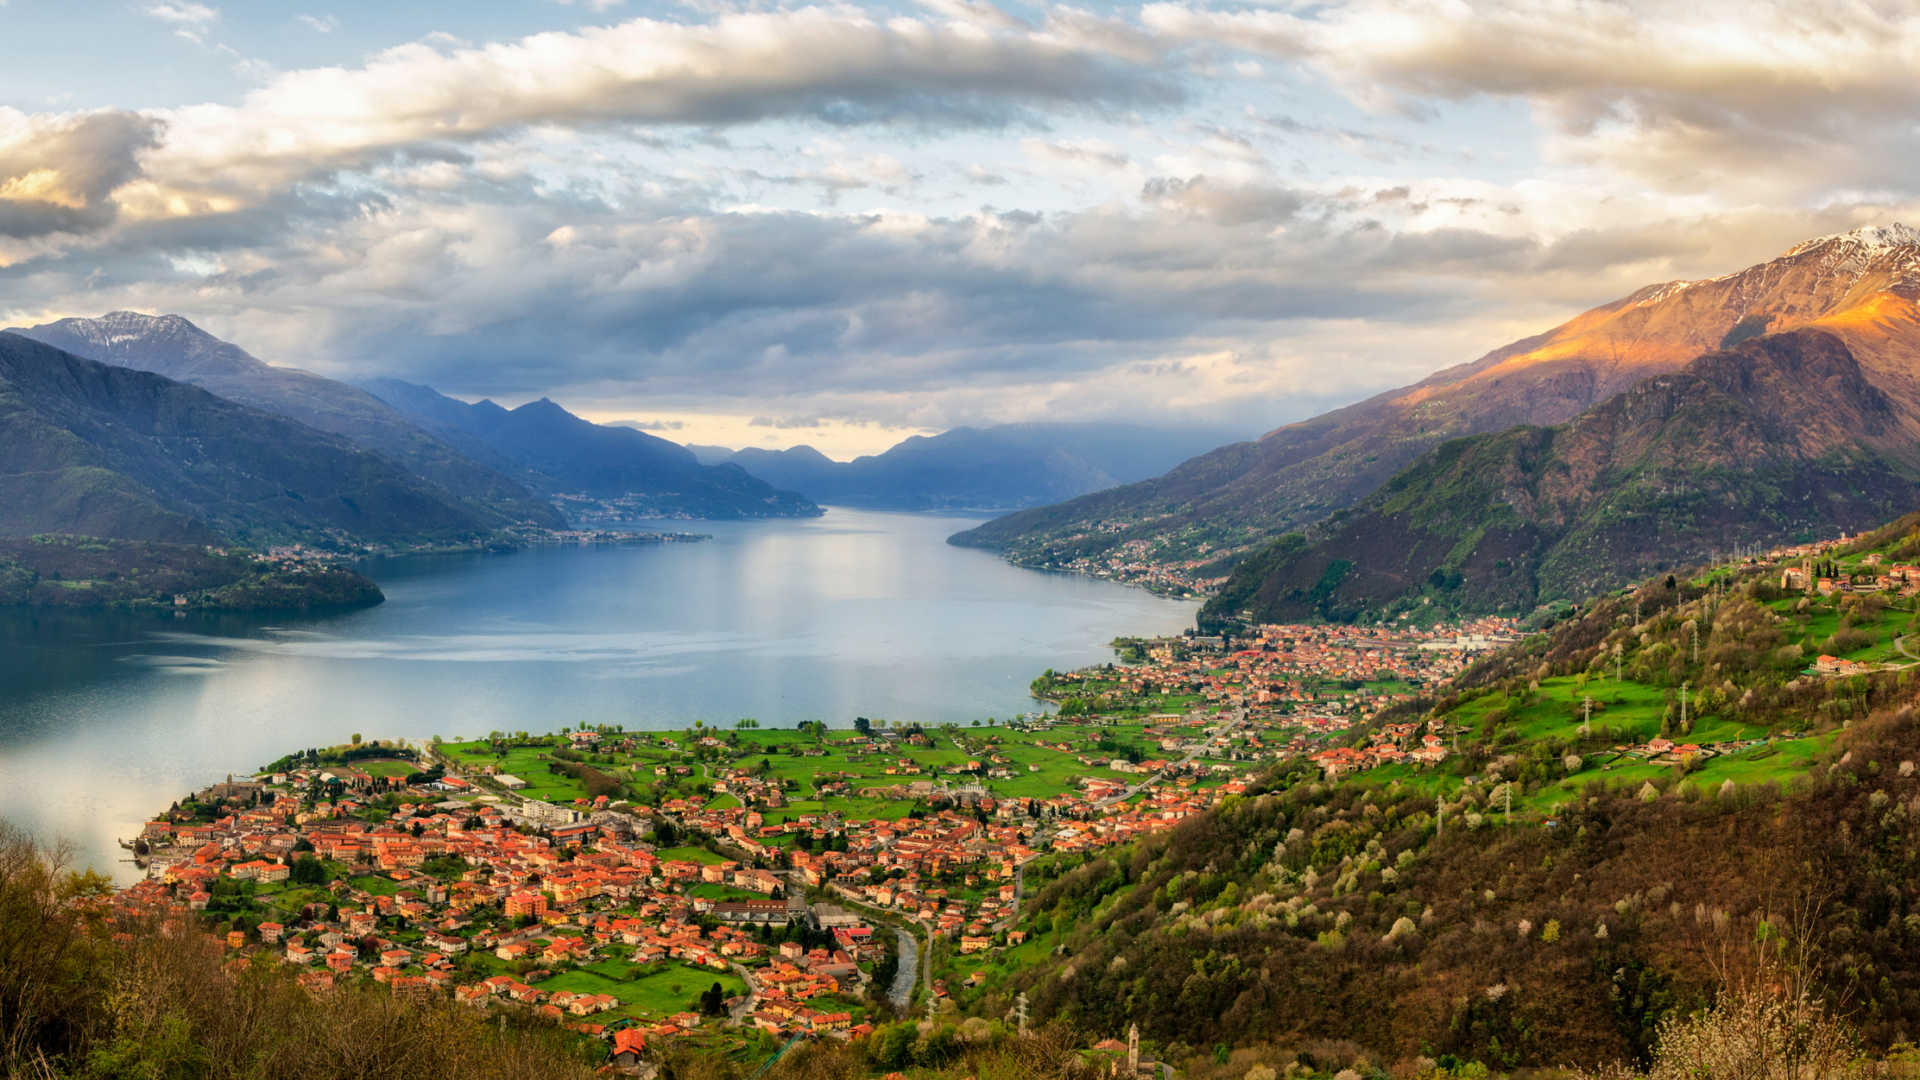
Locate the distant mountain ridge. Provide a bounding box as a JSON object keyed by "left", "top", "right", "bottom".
{"left": 0, "top": 333, "right": 502, "bottom": 546}
{"left": 710, "top": 423, "right": 1249, "bottom": 511}
{"left": 953, "top": 224, "right": 1920, "bottom": 573}
{"left": 9, "top": 312, "right": 564, "bottom": 531}
{"left": 1201, "top": 328, "right": 1920, "bottom": 625}
{"left": 361, "top": 379, "right": 820, "bottom": 520}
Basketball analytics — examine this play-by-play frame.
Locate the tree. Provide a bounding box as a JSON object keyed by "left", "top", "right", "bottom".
{"left": 1573, "top": 982, "right": 1855, "bottom": 1080}
{"left": 350, "top": 733, "right": 362, "bottom": 746}
{"left": 289, "top": 855, "right": 327, "bottom": 885}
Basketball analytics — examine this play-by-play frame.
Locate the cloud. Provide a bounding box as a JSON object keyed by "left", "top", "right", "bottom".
{"left": 1140, "top": 175, "right": 1305, "bottom": 226}
{"left": 294, "top": 13, "right": 338, "bottom": 33}
{"left": 0, "top": 110, "right": 164, "bottom": 238}
{"left": 144, "top": 2, "right": 218, "bottom": 43}
{"left": 10, "top": 1, "right": 1920, "bottom": 436}
{"left": 1141, "top": 0, "right": 1920, "bottom": 199}
{"left": 1022, "top": 137, "right": 1132, "bottom": 171}
{"left": 144, "top": 2, "right": 217, "bottom": 25}
{"left": 136, "top": 7, "right": 1178, "bottom": 204}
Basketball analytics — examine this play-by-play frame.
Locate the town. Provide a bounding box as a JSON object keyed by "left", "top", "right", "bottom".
{"left": 91, "top": 522, "right": 1920, "bottom": 1073}
{"left": 103, "top": 613, "right": 1535, "bottom": 1071}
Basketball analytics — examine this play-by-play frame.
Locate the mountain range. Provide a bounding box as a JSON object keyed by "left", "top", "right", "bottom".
{"left": 359, "top": 379, "right": 820, "bottom": 520}
{"left": 957, "top": 224, "right": 1920, "bottom": 618}
{"left": 0, "top": 312, "right": 825, "bottom": 549}
{"left": 0, "top": 332, "right": 503, "bottom": 546}
{"left": 699, "top": 423, "right": 1246, "bottom": 511}
{"left": 1202, "top": 328, "right": 1920, "bottom": 625}
{"left": 11, "top": 312, "right": 565, "bottom": 531}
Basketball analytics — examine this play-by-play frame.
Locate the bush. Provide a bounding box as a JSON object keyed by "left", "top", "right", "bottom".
{"left": 1572, "top": 982, "right": 1857, "bottom": 1080}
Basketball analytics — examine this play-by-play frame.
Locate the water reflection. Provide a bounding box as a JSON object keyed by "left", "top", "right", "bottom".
{"left": 0, "top": 509, "right": 1196, "bottom": 877}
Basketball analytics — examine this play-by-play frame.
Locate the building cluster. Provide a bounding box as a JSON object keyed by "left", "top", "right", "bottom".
{"left": 117, "top": 772, "right": 882, "bottom": 1056}
{"left": 1781, "top": 556, "right": 1920, "bottom": 598}
{"left": 1308, "top": 719, "right": 1454, "bottom": 778}
{"left": 111, "top": 717, "right": 1265, "bottom": 1066}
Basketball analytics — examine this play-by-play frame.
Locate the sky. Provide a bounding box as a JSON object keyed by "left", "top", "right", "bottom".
{"left": 4, "top": 2, "right": 1920, "bottom": 457}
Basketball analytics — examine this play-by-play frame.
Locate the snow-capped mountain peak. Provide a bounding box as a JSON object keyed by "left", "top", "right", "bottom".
{"left": 1784, "top": 223, "right": 1920, "bottom": 259}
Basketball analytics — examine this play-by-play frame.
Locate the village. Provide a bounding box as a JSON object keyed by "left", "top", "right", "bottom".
{"left": 106, "top": 708, "right": 1273, "bottom": 1070}
{"left": 101, "top": 609, "right": 1537, "bottom": 1072}
{"left": 1035, "top": 617, "right": 1517, "bottom": 779}
{"left": 98, "top": 522, "right": 1920, "bottom": 1072}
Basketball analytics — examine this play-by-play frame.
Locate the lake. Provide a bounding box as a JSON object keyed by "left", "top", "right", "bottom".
{"left": 0, "top": 508, "right": 1195, "bottom": 879}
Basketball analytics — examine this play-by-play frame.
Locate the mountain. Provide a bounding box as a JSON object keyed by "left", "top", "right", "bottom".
{"left": 714, "top": 423, "right": 1248, "bottom": 511}
{"left": 8, "top": 312, "right": 563, "bottom": 530}
{"left": 360, "top": 380, "right": 821, "bottom": 520}
{"left": 954, "top": 224, "right": 1920, "bottom": 573}
{"left": 1200, "top": 329, "right": 1920, "bottom": 625}
{"left": 685, "top": 444, "right": 737, "bottom": 466}
{"left": 0, "top": 333, "right": 503, "bottom": 545}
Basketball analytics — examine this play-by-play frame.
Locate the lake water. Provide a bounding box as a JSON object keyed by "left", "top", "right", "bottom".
{"left": 0, "top": 509, "right": 1195, "bottom": 879}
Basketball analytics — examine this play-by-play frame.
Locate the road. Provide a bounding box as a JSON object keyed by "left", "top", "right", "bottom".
{"left": 726, "top": 960, "right": 761, "bottom": 1024}
{"left": 1094, "top": 707, "right": 1245, "bottom": 809}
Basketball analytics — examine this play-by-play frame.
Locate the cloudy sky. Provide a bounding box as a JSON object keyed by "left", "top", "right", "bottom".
{"left": 4, "top": 0, "right": 1919, "bottom": 456}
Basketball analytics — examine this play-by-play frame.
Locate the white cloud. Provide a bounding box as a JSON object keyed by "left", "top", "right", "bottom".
{"left": 143, "top": 2, "right": 219, "bottom": 44}
{"left": 144, "top": 1, "right": 217, "bottom": 24}
{"left": 294, "top": 13, "right": 338, "bottom": 33}
{"left": 1141, "top": 0, "right": 1920, "bottom": 199}
{"left": 128, "top": 6, "right": 1171, "bottom": 209}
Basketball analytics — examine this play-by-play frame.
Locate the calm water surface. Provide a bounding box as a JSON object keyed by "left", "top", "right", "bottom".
{"left": 0, "top": 509, "right": 1195, "bottom": 878}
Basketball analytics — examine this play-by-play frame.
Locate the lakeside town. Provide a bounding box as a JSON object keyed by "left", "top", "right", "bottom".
{"left": 102, "top": 615, "right": 1528, "bottom": 1071}
{"left": 82, "top": 521, "right": 1920, "bottom": 1074}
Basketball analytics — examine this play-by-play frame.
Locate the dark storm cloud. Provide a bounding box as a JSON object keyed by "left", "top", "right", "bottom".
{"left": 0, "top": 111, "right": 163, "bottom": 238}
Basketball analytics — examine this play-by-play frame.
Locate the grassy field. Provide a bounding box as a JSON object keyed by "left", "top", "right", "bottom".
{"left": 538, "top": 962, "right": 745, "bottom": 1020}
{"left": 435, "top": 717, "right": 1225, "bottom": 817}
{"left": 1362, "top": 655, "right": 1838, "bottom": 815}
{"left": 688, "top": 882, "right": 763, "bottom": 901}
{"left": 349, "top": 874, "right": 402, "bottom": 897}
{"left": 655, "top": 846, "right": 728, "bottom": 865}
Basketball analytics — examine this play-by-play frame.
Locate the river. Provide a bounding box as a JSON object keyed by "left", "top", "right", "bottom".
{"left": 0, "top": 508, "right": 1195, "bottom": 879}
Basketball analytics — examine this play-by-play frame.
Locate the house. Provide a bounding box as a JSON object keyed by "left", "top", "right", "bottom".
{"left": 1816, "top": 654, "right": 1872, "bottom": 677}
{"left": 505, "top": 891, "right": 549, "bottom": 919}
{"left": 711, "top": 899, "right": 789, "bottom": 923}
{"left": 611, "top": 1028, "right": 648, "bottom": 1067}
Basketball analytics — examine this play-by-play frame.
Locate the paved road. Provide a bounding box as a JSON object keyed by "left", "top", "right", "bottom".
{"left": 726, "top": 960, "right": 761, "bottom": 1024}
{"left": 1094, "top": 708, "right": 1245, "bottom": 809}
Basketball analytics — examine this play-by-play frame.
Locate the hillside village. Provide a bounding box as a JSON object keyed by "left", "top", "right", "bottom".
{"left": 99, "top": 517, "right": 1920, "bottom": 1073}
